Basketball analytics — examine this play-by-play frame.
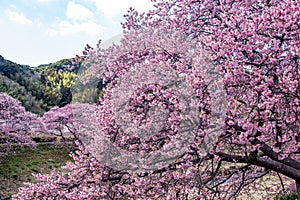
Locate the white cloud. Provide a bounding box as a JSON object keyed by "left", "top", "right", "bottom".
{"left": 48, "top": 20, "right": 105, "bottom": 36}
{"left": 6, "top": 10, "right": 32, "bottom": 25}
{"left": 48, "top": 1, "right": 105, "bottom": 37}
{"left": 36, "top": 0, "right": 53, "bottom": 2}
{"left": 66, "top": 1, "right": 93, "bottom": 21}
{"left": 88, "top": 0, "right": 154, "bottom": 19}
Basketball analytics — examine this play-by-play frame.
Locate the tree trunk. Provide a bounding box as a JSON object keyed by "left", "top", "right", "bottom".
{"left": 297, "top": 181, "right": 300, "bottom": 200}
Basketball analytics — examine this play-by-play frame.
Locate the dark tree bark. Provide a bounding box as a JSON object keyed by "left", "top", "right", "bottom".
{"left": 297, "top": 181, "right": 300, "bottom": 199}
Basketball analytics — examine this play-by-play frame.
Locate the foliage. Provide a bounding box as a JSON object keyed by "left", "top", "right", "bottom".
{"left": 0, "top": 57, "right": 45, "bottom": 114}
{"left": 0, "top": 55, "right": 34, "bottom": 79}
{"left": 276, "top": 192, "right": 298, "bottom": 200}
{"left": 34, "top": 57, "right": 82, "bottom": 76}
{"left": 39, "top": 104, "right": 76, "bottom": 141}
{"left": 14, "top": 0, "right": 300, "bottom": 199}
{"left": 0, "top": 93, "right": 36, "bottom": 157}
{"left": 42, "top": 71, "right": 76, "bottom": 108}
{"left": 0, "top": 56, "right": 81, "bottom": 114}
{"left": 37, "top": 103, "right": 99, "bottom": 143}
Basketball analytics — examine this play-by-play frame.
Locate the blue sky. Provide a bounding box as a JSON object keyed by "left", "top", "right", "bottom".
{"left": 0, "top": 0, "right": 154, "bottom": 66}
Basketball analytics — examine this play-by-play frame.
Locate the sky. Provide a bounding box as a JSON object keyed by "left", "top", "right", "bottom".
{"left": 0, "top": 0, "right": 154, "bottom": 67}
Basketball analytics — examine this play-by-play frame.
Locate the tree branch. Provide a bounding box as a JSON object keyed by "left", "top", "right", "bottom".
{"left": 216, "top": 152, "right": 300, "bottom": 181}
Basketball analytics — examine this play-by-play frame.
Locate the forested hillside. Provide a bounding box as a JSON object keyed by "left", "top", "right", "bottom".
{"left": 0, "top": 55, "right": 81, "bottom": 115}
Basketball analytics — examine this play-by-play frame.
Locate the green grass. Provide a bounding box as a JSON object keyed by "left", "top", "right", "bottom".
{"left": 275, "top": 192, "right": 298, "bottom": 200}
{"left": 0, "top": 143, "right": 73, "bottom": 199}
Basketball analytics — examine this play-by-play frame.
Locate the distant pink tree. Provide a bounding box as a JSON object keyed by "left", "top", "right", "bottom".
{"left": 39, "top": 105, "right": 76, "bottom": 141}
{"left": 0, "top": 93, "right": 36, "bottom": 157}
{"left": 14, "top": 0, "right": 300, "bottom": 199}
{"left": 38, "top": 103, "right": 98, "bottom": 142}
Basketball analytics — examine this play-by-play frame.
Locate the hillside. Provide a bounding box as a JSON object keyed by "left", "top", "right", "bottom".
{"left": 0, "top": 55, "right": 80, "bottom": 115}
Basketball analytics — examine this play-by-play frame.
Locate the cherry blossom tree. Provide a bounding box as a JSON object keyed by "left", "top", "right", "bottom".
{"left": 39, "top": 105, "right": 76, "bottom": 141}
{"left": 121, "top": 0, "right": 300, "bottom": 197}
{"left": 38, "top": 103, "right": 99, "bottom": 142}
{"left": 0, "top": 93, "right": 36, "bottom": 157}
{"left": 14, "top": 0, "right": 300, "bottom": 199}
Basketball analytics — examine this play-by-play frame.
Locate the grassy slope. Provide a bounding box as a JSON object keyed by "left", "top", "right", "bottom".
{"left": 0, "top": 143, "right": 73, "bottom": 199}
